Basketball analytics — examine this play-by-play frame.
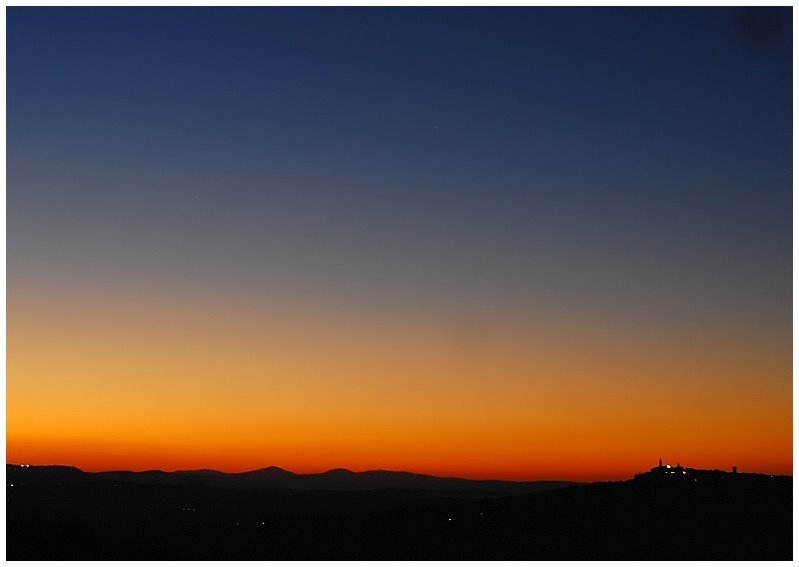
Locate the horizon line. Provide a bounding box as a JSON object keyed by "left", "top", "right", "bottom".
{"left": 8, "top": 461, "right": 787, "bottom": 483}
{"left": 5, "top": 462, "right": 581, "bottom": 483}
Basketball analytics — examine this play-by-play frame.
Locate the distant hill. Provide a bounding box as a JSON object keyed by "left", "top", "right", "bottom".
{"left": 6, "top": 464, "right": 576, "bottom": 495}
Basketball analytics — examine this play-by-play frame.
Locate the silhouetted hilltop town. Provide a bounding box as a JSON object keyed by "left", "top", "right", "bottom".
{"left": 634, "top": 459, "right": 781, "bottom": 483}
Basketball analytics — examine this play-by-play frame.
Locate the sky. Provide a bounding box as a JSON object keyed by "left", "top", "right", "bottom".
{"left": 7, "top": 7, "right": 792, "bottom": 481}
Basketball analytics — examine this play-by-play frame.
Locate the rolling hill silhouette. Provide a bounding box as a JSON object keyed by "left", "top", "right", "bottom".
{"left": 8, "top": 464, "right": 574, "bottom": 494}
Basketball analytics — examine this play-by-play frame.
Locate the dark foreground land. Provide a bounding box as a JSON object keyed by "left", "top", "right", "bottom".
{"left": 6, "top": 464, "right": 791, "bottom": 560}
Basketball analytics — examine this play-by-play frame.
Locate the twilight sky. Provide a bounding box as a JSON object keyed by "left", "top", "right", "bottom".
{"left": 7, "top": 7, "right": 792, "bottom": 481}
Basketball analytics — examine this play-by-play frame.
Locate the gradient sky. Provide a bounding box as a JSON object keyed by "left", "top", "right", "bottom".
{"left": 7, "top": 7, "right": 792, "bottom": 481}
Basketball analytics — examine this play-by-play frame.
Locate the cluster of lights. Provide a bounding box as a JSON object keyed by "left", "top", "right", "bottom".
{"left": 662, "top": 463, "right": 688, "bottom": 476}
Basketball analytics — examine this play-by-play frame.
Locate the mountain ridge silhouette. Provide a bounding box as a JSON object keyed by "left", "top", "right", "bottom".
{"left": 7, "top": 463, "right": 576, "bottom": 494}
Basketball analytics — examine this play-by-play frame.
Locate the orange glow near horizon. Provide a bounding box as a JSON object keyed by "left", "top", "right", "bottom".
{"left": 7, "top": 285, "right": 792, "bottom": 482}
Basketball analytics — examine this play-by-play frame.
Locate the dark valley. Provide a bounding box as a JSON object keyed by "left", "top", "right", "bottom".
{"left": 6, "top": 463, "right": 791, "bottom": 560}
